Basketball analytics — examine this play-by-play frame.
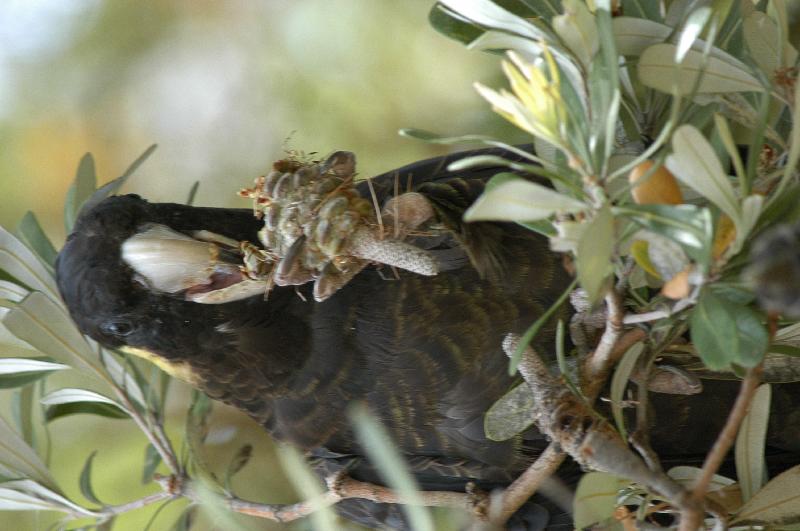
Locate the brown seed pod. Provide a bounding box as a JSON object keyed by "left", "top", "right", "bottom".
{"left": 236, "top": 151, "right": 438, "bottom": 301}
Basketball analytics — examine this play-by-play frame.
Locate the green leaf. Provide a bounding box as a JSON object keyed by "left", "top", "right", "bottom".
{"left": 666, "top": 124, "right": 740, "bottom": 223}
{"left": 0, "top": 227, "right": 60, "bottom": 299}
{"left": 0, "top": 371, "right": 50, "bottom": 389}
{"left": 64, "top": 153, "right": 97, "bottom": 234}
{"left": 617, "top": 203, "right": 713, "bottom": 266}
{"left": 573, "top": 472, "right": 629, "bottom": 529}
{"left": 484, "top": 383, "right": 535, "bottom": 441}
{"left": 0, "top": 415, "right": 58, "bottom": 490}
{"left": 41, "top": 388, "right": 129, "bottom": 422}
{"left": 79, "top": 144, "right": 157, "bottom": 220}
{"left": 553, "top": 0, "right": 598, "bottom": 69}
{"left": 438, "top": 0, "right": 553, "bottom": 42}
{"left": 510, "top": 277, "right": 577, "bottom": 374}
{"left": 464, "top": 175, "right": 586, "bottom": 222}
{"left": 275, "top": 445, "right": 338, "bottom": 531}
{"left": 675, "top": 7, "right": 711, "bottom": 63}
{"left": 142, "top": 443, "right": 162, "bottom": 485}
{"left": 171, "top": 507, "right": 196, "bottom": 531}
{"left": 775, "top": 55, "right": 800, "bottom": 200}
{"left": 734, "top": 465, "right": 800, "bottom": 526}
{"left": 576, "top": 204, "right": 614, "bottom": 303}
{"left": 79, "top": 451, "right": 104, "bottom": 506}
{"left": 667, "top": 465, "right": 735, "bottom": 490}
{"left": 12, "top": 384, "right": 36, "bottom": 448}
{"left": 15, "top": 212, "right": 58, "bottom": 269}
{"left": 691, "top": 295, "right": 737, "bottom": 372}
{"left": 690, "top": 291, "right": 768, "bottom": 370}
{"left": 612, "top": 17, "right": 671, "bottom": 56}
{"left": 350, "top": 403, "right": 434, "bottom": 531}
{"left": 0, "top": 479, "right": 90, "bottom": 516}
{"left": 736, "top": 384, "right": 771, "bottom": 502}
{"left": 223, "top": 444, "right": 253, "bottom": 491}
{"left": 639, "top": 43, "right": 764, "bottom": 95}
{"left": 100, "top": 350, "right": 147, "bottom": 409}
{"left": 620, "top": 0, "right": 661, "bottom": 22}
{"left": 3, "top": 292, "right": 105, "bottom": 375}
{"left": 467, "top": 30, "right": 586, "bottom": 104}
{"left": 0, "top": 486, "right": 64, "bottom": 513}
{"left": 0, "top": 358, "right": 69, "bottom": 389}
{"left": 743, "top": 11, "right": 798, "bottom": 76}
{"left": 185, "top": 390, "right": 213, "bottom": 477}
{"left": 610, "top": 342, "right": 644, "bottom": 441}
{"left": 428, "top": 3, "right": 484, "bottom": 45}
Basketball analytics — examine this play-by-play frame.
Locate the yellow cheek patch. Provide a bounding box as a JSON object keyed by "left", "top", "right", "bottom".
{"left": 121, "top": 346, "right": 200, "bottom": 386}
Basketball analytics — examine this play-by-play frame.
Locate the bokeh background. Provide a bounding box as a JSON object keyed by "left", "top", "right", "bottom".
{"left": 0, "top": 1, "right": 522, "bottom": 529}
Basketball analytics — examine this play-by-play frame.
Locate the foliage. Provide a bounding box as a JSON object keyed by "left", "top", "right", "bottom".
{"left": 431, "top": 0, "right": 800, "bottom": 527}
{"left": 2, "top": 1, "right": 800, "bottom": 529}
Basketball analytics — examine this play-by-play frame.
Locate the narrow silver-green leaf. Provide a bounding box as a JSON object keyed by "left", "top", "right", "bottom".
{"left": 3, "top": 292, "right": 104, "bottom": 375}
{"left": 743, "top": 12, "right": 798, "bottom": 77}
{"left": 0, "top": 358, "right": 69, "bottom": 389}
{"left": 350, "top": 403, "right": 434, "bottom": 531}
{"left": 666, "top": 125, "right": 740, "bottom": 224}
{"left": 552, "top": 0, "right": 598, "bottom": 68}
{"left": 41, "top": 388, "right": 126, "bottom": 410}
{"left": 734, "top": 465, "right": 800, "bottom": 525}
{"left": 713, "top": 113, "right": 746, "bottom": 188}
{"left": 79, "top": 451, "right": 104, "bottom": 506}
{"left": 3, "top": 479, "right": 95, "bottom": 517}
{"left": 0, "top": 359, "right": 69, "bottom": 375}
{"left": 484, "top": 383, "right": 535, "bottom": 441}
{"left": 612, "top": 17, "right": 670, "bottom": 56}
{"left": 0, "top": 415, "right": 57, "bottom": 490}
{"left": 576, "top": 204, "right": 614, "bottom": 303}
{"left": 438, "top": 0, "right": 552, "bottom": 42}
{"left": 41, "top": 388, "right": 130, "bottom": 421}
{"left": 610, "top": 342, "right": 644, "bottom": 441}
{"left": 735, "top": 383, "right": 771, "bottom": 502}
{"left": 639, "top": 44, "right": 763, "bottom": 95}
{"left": 0, "top": 487, "right": 64, "bottom": 512}
{"left": 573, "top": 472, "right": 629, "bottom": 529}
{"left": 64, "top": 153, "right": 97, "bottom": 234}
{"left": 275, "top": 445, "right": 338, "bottom": 531}
{"left": 15, "top": 212, "right": 58, "bottom": 269}
{"left": 79, "top": 144, "right": 157, "bottom": 219}
{"left": 675, "top": 7, "right": 711, "bottom": 63}
{"left": 776, "top": 59, "right": 800, "bottom": 199}
{"left": 464, "top": 177, "right": 586, "bottom": 222}
{"left": 667, "top": 466, "right": 735, "bottom": 491}
{"left": 100, "top": 349, "right": 147, "bottom": 408}
{"left": 0, "top": 227, "right": 59, "bottom": 299}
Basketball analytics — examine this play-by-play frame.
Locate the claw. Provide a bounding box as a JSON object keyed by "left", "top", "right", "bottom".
{"left": 313, "top": 260, "right": 367, "bottom": 301}
{"left": 274, "top": 236, "right": 315, "bottom": 286}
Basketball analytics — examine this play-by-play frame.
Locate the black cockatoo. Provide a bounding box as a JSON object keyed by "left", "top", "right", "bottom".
{"left": 55, "top": 147, "right": 800, "bottom": 529}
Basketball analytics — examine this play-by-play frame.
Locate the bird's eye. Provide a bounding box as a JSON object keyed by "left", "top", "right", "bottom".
{"left": 101, "top": 320, "right": 134, "bottom": 337}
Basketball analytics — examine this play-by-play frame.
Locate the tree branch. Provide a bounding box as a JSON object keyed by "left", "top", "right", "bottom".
{"left": 148, "top": 472, "right": 487, "bottom": 524}
{"left": 678, "top": 365, "right": 762, "bottom": 531}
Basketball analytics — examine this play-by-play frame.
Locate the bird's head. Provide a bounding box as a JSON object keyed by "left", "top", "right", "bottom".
{"left": 55, "top": 194, "right": 275, "bottom": 384}
{"left": 57, "top": 194, "right": 157, "bottom": 350}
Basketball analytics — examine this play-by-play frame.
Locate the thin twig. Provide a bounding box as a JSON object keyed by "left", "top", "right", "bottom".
{"left": 679, "top": 365, "right": 763, "bottom": 531}
{"left": 101, "top": 490, "right": 175, "bottom": 517}
{"left": 493, "top": 443, "right": 565, "bottom": 525}
{"left": 112, "top": 384, "right": 181, "bottom": 475}
{"left": 585, "top": 290, "right": 625, "bottom": 384}
{"left": 149, "top": 472, "right": 486, "bottom": 524}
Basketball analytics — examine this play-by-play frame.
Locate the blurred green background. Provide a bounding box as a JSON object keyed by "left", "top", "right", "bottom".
{"left": 0, "top": 1, "right": 521, "bottom": 529}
